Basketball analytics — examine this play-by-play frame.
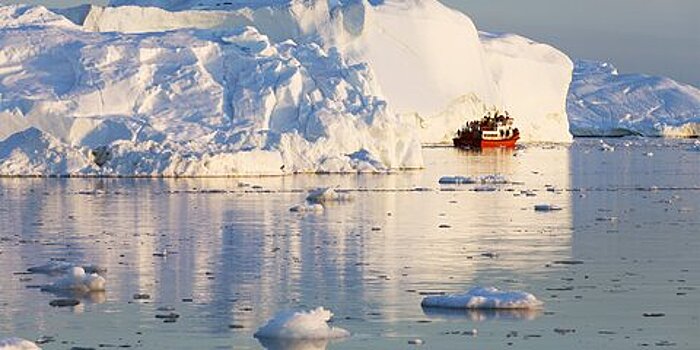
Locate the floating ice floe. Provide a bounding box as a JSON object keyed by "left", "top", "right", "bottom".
{"left": 534, "top": 204, "right": 562, "bottom": 212}
{"left": 473, "top": 186, "right": 497, "bottom": 192}
{"left": 256, "top": 337, "right": 332, "bottom": 350}
{"left": 689, "top": 141, "right": 700, "bottom": 152}
{"left": 306, "top": 188, "right": 353, "bottom": 204}
{"left": 599, "top": 140, "right": 615, "bottom": 152}
{"left": 421, "top": 287, "right": 543, "bottom": 309}
{"left": 0, "top": 338, "right": 40, "bottom": 350}
{"left": 478, "top": 174, "right": 508, "bottom": 184}
{"left": 255, "top": 307, "right": 350, "bottom": 340}
{"left": 27, "top": 261, "right": 105, "bottom": 275}
{"left": 438, "top": 176, "right": 475, "bottom": 185}
{"left": 41, "top": 267, "right": 106, "bottom": 293}
{"left": 439, "top": 174, "right": 508, "bottom": 185}
{"left": 289, "top": 203, "right": 325, "bottom": 213}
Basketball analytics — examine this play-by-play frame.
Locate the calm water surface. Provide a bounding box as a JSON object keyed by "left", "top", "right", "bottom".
{"left": 0, "top": 139, "right": 698, "bottom": 349}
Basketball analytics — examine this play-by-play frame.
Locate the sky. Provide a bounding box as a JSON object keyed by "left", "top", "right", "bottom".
{"left": 1, "top": 0, "right": 699, "bottom": 87}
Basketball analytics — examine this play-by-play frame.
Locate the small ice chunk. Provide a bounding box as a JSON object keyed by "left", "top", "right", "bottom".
{"left": 0, "top": 338, "right": 41, "bottom": 350}
{"left": 254, "top": 307, "right": 350, "bottom": 340}
{"left": 290, "top": 203, "right": 325, "bottom": 213}
{"left": 439, "top": 174, "right": 507, "bottom": 185}
{"left": 599, "top": 140, "right": 615, "bottom": 152}
{"left": 306, "top": 188, "right": 353, "bottom": 204}
{"left": 28, "top": 261, "right": 105, "bottom": 275}
{"left": 438, "top": 176, "right": 475, "bottom": 185}
{"left": 534, "top": 204, "right": 562, "bottom": 211}
{"left": 477, "top": 174, "right": 508, "bottom": 184}
{"left": 689, "top": 141, "right": 700, "bottom": 152}
{"left": 473, "top": 186, "right": 497, "bottom": 192}
{"left": 463, "top": 329, "right": 478, "bottom": 336}
{"left": 421, "top": 287, "right": 543, "bottom": 309}
{"left": 41, "top": 267, "right": 106, "bottom": 293}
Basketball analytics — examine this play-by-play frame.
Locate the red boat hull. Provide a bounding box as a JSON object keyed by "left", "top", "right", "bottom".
{"left": 453, "top": 134, "right": 519, "bottom": 149}
{"left": 480, "top": 135, "right": 519, "bottom": 148}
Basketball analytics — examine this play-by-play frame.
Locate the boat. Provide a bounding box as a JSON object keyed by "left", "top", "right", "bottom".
{"left": 453, "top": 111, "right": 519, "bottom": 149}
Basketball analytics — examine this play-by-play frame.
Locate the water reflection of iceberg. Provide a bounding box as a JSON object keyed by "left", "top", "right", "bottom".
{"left": 421, "top": 306, "right": 542, "bottom": 321}
{"left": 257, "top": 337, "right": 341, "bottom": 350}
{"left": 42, "top": 290, "right": 107, "bottom": 305}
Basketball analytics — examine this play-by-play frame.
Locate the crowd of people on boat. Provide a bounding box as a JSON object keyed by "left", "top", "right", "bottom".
{"left": 461, "top": 110, "right": 512, "bottom": 133}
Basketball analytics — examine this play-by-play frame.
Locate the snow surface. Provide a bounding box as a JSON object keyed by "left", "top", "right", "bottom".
{"left": 568, "top": 60, "right": 700, "bottom": 137}
{"left": 41, "top": 267, "right": 106, "bottom": 293}
{"left": 0, "top": 338, "right": 40, "bottom": 350}
{"left": 254, "top": 307, "right": 350, "bottom": 340}
{"left": 421, "top": 286, "right": 543, "bottom": 309}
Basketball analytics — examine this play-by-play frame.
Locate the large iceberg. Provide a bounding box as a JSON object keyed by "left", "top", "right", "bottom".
{"left": 0, "top": 0, "right": 575, "bottom": 176}
{"left": 0, "top": 4, "right": 421, "bottom": 176}
{"left": 568, "top": 60, "right": 700, "bottom": 137}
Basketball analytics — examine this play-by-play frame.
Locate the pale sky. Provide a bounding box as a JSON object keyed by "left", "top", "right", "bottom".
{"left": 1, "top": 0, "right": 699, "bottom": 86}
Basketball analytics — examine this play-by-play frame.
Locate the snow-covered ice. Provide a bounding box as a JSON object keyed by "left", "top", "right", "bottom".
{"left": 0, "top": 338, "right": 40, "bottom": 350}
{"left": 254, "top": 307, "right": 350, "bottom": 340}
{"left": 41, "top": 267, "right": 106, "bottom": 293}
{"left": 568, "top": 60, "right": 700, "bottom": 137}
{"left": 421, "top": 286, "right": 543, "bottom": 309}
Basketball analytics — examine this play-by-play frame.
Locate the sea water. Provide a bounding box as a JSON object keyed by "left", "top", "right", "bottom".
{"left": 0, "top": 138, "right": 698, "bottom": 349}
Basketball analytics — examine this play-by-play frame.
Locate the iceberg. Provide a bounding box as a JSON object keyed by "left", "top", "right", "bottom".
{"left": 568, "top": 60, "right": 700, "bottom": 137}
{"left": 86, "top": 0, "right": 574, "bottom": 144}
{"left": 0, "top": 4, "right": 421, "bottom": 176}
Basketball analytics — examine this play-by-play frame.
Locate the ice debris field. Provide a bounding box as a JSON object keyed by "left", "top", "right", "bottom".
{"left": 0, "top": 0, "right": 697, "bottom": 176}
